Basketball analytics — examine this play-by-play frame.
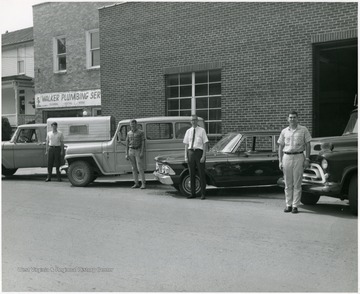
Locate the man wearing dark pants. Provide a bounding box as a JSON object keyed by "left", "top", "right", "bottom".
{"left": 45, "top": 122, "right": 64, "bottom": 182}
{"left": 183, "top": 115, "right": 209, "bottom": 199}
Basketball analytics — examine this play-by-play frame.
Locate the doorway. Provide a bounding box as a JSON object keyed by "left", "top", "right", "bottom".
{"left": 313, "top": 39, "right": 357, "bottom": 137}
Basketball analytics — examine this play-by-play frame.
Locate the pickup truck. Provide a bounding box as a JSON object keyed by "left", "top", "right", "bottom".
{"left": 278, "top": 108, "right": 358, "bottom": 214}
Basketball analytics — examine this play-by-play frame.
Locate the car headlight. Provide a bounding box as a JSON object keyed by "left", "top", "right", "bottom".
{"left": 321, "top": 159, "right": 328, "bottom": 170}
{"left": 158, "top": 164, "right": 175, "bottom": 175}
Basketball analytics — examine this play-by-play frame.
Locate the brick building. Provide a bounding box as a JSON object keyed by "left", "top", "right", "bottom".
{"left": 33, "top": 2, "right": 114, "bottom": 121}
{"left": 99, "top": 2, "right": 357, "bottom": 140}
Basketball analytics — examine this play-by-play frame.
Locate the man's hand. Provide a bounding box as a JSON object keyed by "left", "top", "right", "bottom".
{"left": 125, "top": 155, "right": 129, "bottom": 160}
{"left": 185, "top": 158, "right": 188, "bottom": 163}
{"left": 279, "top": 162, "right": 283, "bottom": 170}
{"left": 304, "top": 158, "right": 310, "bottom": 169}
{"left": 140, "top": 152, "right": 144, "bottom": 159}
{"left": 200, "top": 157, "right": 205, "bottom": 163}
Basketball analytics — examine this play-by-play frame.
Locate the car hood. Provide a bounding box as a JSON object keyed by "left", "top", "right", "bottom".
{"left": 311, "top": 133, "right": 358, "bottom": 153}
{"left": 65, "top": 141, "right": 104, "bottom": 156}
{"left": 155, "top": 151, "right": 230, "bottom": 164}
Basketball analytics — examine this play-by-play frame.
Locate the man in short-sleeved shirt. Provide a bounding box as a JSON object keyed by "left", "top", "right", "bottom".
{"left": 278, "top": 111, "right": 312, "bottom": 213}
{"left": 45, "top": 122, "right": 64, "bottom": 182}
{"left": 125, "top": 119, "right": 146, "bottom": 189}
{"left": 183, "top": 115, "right": 209, "bottom": 199}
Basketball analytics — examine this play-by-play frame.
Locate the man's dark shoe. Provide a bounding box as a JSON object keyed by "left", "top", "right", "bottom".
{"left": 284, "top": 206, "right": 292, "bottom": 213}
{"left": 292, "top": 207, "right": 299, "bottom": 214}
{"left": 58, "top": 178, "right": 62, "bottom": 182}
{"left": 45, "top": 178, "right": 51, "bottom": 182}
{"left": 201, "top": 195, "right": 206, "bottom": 200}
{"left": 131, "top": 184, "right": 140, "bottom": 189}
{"left": 187, "top": 195, "right": 196, "bottom": 199}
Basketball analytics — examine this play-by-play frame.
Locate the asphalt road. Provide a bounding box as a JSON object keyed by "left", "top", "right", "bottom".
{"left": 2, "top": 170, "right": 358, "bottom": 292}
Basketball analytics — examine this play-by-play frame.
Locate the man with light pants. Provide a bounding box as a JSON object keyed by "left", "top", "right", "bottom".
{"left": 278, "top": 111, "right": 312, "bottom": 213}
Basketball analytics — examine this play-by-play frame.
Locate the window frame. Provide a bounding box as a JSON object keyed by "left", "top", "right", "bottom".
{"left": 86, "top": 29, "right": 100, "bottom": 69}
{"left": 53, "top": 36, "right": 67, "bottom": 73}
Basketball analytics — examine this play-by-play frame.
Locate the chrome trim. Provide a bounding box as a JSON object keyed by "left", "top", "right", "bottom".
{"left": 302, "top": 163, "right": 326, "bottom": 184}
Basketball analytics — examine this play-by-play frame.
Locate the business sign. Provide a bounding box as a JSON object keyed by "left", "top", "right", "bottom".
{"left": 35, "top": 89, "right": 101, "bottom": 109}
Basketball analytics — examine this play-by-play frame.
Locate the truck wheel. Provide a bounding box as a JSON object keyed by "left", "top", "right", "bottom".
{"left": 349, "top": 174, "right": 358, "bottom": 215}
{"left": 301, "top": 192, "right": 320, "bottom": 205}
{"left": 2, "top": 166, "right": 17, "bottom": 176}
{"left": 179, "top": 172, "right": 201, "bottom": 197}
{"left": 68, "top": 161, "right": 94, "bottom": 187}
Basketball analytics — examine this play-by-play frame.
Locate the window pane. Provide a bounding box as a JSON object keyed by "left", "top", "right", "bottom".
{"left": 195, "top": 84, "right": 208, "bottom": 96}
{"left": 209, "top": 109, "right": 221, "bottom": 120}
{"left": 92, "top": 49, "right": 100, "bottom": 66}
{"left": 209, "top": 83, "right": 221, "bottom": 95}
{"left": 209, "top": 122, "right": 222, "bottom": 134}
{"left": 18, "top": 61, "right": 24, "bottom": 73}
{"left": 169, "top": 87, "right": 179, "bottom": 98}
{"left": 168, "top": 110, "right": 179, "bottom": 116}
{"left": 196, "top": 97, "right": 208, "bottom": 109}
{"left": 209, "top": 69, "right": 221, "bottom": 82}
{"left": 197, "top": 110, "right": 208, "bottom": 120}
{"left": 91, "top": 31, "right": 99, "bottom": 49}
{"left": 146, "top": 123, "right": 173, "bottom": 140}
{"left": 168, "top": 99, "right": 179, "bottom": 110}
{"left": 168, "top": 74, "right": 178, "bottom": 86}
{"left": 180, "top": 85, "right": 191, "bottom": 97}
{"left": 69, "top": 125, "right": 89, "bottom": 135}
{"left": 180, "top": 110, "right": 191, "bottom": 116}
{"left": 180, "top": 73, "right": 192, "bottom": 84}
{"left": 57, "top": 38, "right": 66, "bottom": 54}
{"left": 175, "top": 122, "right": 191, "bottom": 139}
{"left": 58, "top": 56, "right": 66, "bottom": 70}
{"left": 209, "top": 96, "right": 221, "bottom": 108}
{"left": 180, "top": 98, "right": 191, "bottom": 109}
{"left": 195, "top": 71, "right": 207, "bottom": 84}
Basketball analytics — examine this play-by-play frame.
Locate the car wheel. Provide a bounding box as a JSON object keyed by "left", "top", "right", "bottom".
{"left": 179, "top": 172, "right": 201, "bottom": 197}
{"left": 300, "top": 192, "right": 320, "bottom": 205}
{"left": 2, "top": 166, "right": 18, "bottom": 176}
{"left": 68, "top": 160, "right": 94, "bottom": 187}
{"left": 349, "top": 174, "right": 357, "bottom": 215}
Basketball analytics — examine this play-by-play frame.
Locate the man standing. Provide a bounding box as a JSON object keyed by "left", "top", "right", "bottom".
{"left": 278, "top": 111, "right": 312, "bottom": 213}
{"left": 125, "top": 119, "right": 146, "bottom": 189}
{"left": 45, "top": 122, "right": 64, "bottom": 182}
{"left": 183, "top": 115, "right": 209, "bottom": 200}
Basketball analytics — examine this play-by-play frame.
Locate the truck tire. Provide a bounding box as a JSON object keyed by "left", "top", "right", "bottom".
{"left": 68, "top": 160, "right": 94, "bottom": 187}
{"left": 179, "top": 172, "right": 201, "bottom": 197}
{"left": 349, "top": 174, "right": 357, "bottom": 215}
{"left": 2, "top": 166, "right": 17, "bottom": 176}
{"left": 301, "top": 192, "right": 320, "bottom": 205}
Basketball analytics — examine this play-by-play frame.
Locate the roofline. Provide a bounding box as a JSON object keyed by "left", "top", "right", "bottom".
{"left": 119, "top": 116, "right": 205, "bottom": 123}
{"left": 99, "top": 2, "right": 127, "bottom": 10}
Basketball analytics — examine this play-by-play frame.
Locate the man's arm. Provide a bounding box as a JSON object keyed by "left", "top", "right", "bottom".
{"left": 278, "top": 144, "right": 284, "bottom": 170}
{"left": 45, "top": 134, "right": 49, "bottom": 155}
{"left": 125, "top": 134, "right": 129, "bottom": 159}
{"left": 140, "top": 132, "right": 145, "bottom": 158}
{"left": 304, "top": 141, "right": 311, "bottom": 168}
{"left": 200, "top": 142, "right": 208, "bottom": 163}
{"left": 184, "top": 144, "right": 189, "bottom": 163}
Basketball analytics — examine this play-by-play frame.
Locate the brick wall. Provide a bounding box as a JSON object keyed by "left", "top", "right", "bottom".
{"left": 100, "top": 2, "right": 357, "bottom": 134}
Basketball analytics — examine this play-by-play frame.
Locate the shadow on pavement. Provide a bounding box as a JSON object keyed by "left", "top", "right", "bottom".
{"left": 299, "top": 202, "right": 356, "bottom": 219}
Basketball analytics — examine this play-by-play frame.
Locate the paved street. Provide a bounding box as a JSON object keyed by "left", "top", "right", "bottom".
{"left": 2, "top": 169, "right": 358, "bottom": 292}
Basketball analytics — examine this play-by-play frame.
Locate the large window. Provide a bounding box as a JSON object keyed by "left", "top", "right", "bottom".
{"left": 17, "top": 47, "right": 25, "bottom": 74}
{"left": 53, "top": 36, "right": 66, "bottom": 72}
{"left": 166, "top": 69, "right": 221, "bottom": 137}
{"left": 86, "top": 30, "right": 100, "bottom": 68}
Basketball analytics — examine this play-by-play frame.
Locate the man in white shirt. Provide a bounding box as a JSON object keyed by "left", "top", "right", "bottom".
{"left": 183, "top": 115, "right": 209, "bottom": 199}
{"left": 45, "top": 122, "right": 64, "bottom": 182}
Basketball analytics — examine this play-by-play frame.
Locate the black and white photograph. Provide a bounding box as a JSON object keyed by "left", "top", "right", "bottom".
{"left": 1, "top": 0, "right": 358, "bottom": 292}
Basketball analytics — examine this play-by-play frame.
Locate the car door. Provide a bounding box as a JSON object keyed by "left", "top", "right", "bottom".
{"left": 13, "top": 128, "right": 47, "bottom": 168}
{"left": 225, "top": 135, "right": 280, "bottom": 186}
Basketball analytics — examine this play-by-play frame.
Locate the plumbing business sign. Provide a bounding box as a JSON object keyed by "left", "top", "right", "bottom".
{"left": 35, "top": 89, "right": 101, "bottom": 108}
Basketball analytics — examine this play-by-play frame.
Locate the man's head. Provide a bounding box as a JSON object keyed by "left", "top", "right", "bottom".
{"left": 287, "top": 111, "right": 299, "bottom": 127}
{"left": 190, "top": 115, "right": 199, "bottom": 128}
{"left": 130, "top": 119, "right": 138, "bottom": 131}
{"left": 51, "top": 122, "right": 58, "bottom": 131}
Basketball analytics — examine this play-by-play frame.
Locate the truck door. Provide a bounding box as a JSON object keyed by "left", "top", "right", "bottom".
{"left": 13, "top": 128, "right": 47, "bottom": 167}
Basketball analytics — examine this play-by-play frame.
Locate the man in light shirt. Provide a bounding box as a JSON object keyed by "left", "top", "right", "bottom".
{"left": 183, "top": 115, "right": 209, "bottom": 199}
{"left": 278, "top": 111, "right": 312, "bottom": 213}
{"left": 45, "top": 122, "right": 64, "bottom": 182}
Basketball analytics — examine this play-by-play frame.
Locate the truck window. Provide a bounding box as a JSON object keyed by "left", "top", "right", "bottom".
{"left": 17, "top": 129, "right": 36, "bottom": 143}
{"left": 119, "top": 124, "right": 143, "bottom": 141}
{"left": 69, "top": 125, "right": 89, "bottom": 135}
{"left": 146, "top": 123, "right": 173, "bottom": 140}
{"left": 175, "top": 122, "right": 191, "bottom": 139}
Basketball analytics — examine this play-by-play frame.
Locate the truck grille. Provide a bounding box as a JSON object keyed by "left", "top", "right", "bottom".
{"left": 302, "top": 163, "right": 326, "bottom": 184}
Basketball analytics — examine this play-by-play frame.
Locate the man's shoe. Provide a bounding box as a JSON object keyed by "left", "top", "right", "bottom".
{"left": 201, "top": 195, "right": 206, "bottom": 200}
{"left": 45, "top": 178, "right": 51, "bottom": 182}
{"left": 187, "top": 195, "right": 196, "bottom": 199}
{"left": 131, "top": 184, "right": 140, "bottom": 189}
{"left": 292, "top": 207, "right": 299, "bottom": 214}
{"left": 284, "top": 206, "right": 292, "bottom": 213}
{"left": 58, "top": 178, "right": 62, "bottom": 182}
{"left": 140, "top": 185, "right": 146, "bottom": 189}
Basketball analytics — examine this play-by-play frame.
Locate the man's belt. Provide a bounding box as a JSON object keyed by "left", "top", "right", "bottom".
{"left": 49, "top": 146, "right": 61, "bottom": 148}
{"left": 130, "top": 146, "right": 141, "bottom": 150}
{"left": 284, "top": 151, "right": 303, "bottom": 155}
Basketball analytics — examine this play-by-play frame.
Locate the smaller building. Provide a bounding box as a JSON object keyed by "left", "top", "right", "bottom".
{"left": 2, "top": 27, "right": 35, "bottom": 127}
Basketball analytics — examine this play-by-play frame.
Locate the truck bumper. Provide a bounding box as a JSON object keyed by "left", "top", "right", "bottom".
{"left": 277, "top": 177, "right": 342, "bottom": 196}
{"left": 153, "top": 171, "right": 174, "bottom": 185}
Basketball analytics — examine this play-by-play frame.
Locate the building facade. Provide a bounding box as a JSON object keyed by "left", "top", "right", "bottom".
{"left": 2, "top": 27, "right": 35, "bottom": 127}
{"left": 99, "top": 2, "right": 357, "bottom": 140}
{"left": 33, "top": 2, "right": 114, "bottom": 122}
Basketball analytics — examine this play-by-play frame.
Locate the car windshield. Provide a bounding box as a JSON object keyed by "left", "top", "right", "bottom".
{"left": 210, "top": 133, "right": 242, "bottom": 153}
{"left": 343, "top": 110, "right": 358, "bottom": 135}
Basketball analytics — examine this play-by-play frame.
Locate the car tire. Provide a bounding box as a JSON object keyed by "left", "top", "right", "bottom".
{"left": 300, "top": 192, "right": 320, "bottom": 205}
{"left": 68, "top": 160, "right": 94, "bottom": 187}
{"left": 179, "top": 172, "right": 201, "bottom": 197}
{"left": 349, "top": 173, "right": 357, "bottom": 215}
{"left": 2, "top": 166, "right": 18, "bottom": 176}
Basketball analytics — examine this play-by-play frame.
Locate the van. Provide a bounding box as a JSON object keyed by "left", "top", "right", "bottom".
{"left": 64, "top": 116, "right": 205, "bottom": 186}
{"left": 47, "top": 116, "right": 116, "bottom": 143}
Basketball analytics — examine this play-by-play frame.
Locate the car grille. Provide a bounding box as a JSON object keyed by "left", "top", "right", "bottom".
{"left": 303, "top": 163, "right": 326, "bottom": 184}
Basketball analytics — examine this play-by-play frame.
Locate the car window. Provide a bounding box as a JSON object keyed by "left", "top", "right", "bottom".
{"left": 118, "top": 124, "right": 143, "bottom": 142}
{"left": 175, "top": 122, "right": 191, "bottom": 139}
{"left": 17, "top": 129, "right": 36, "bottom": 143}
{"left": 236, "top": 135, "right": 275, "bottom": 153}
{"left": 146, "top": 123, "right": 173, "bottom": 140}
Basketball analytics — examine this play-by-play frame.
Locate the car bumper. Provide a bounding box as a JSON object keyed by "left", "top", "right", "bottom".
{"left": 153, "top": 171, "right": 174, "bottom": 185}
{"left": 277, "top": 177, "right": 341, "bottom": 196}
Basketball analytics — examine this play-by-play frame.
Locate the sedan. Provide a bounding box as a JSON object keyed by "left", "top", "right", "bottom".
{"left": 154, "top": 131, "right": 282, "bottom": 197}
